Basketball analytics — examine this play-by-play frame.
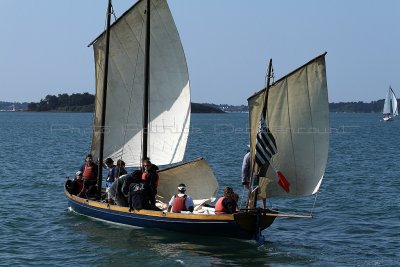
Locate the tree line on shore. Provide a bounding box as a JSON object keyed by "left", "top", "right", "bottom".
{"left": 25, "top": 93, "right": 223, "bottom": 113}
{"left": 7, "top": 93, "right": 398, "bottom": 113}
{"left": 329, "top": 100, "right": 388, "bottom": 113}
{"left": 27, "top": 93, "right": 94, "bottom": 112}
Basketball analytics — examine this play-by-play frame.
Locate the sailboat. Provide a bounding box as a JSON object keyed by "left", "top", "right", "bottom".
{"left": 382, "top": 86, "right": 398, "bottom": 121}
{"left": 64, "top": 0, "right": 280, "bottom": 241}
{"left": 65, "top": 0, "right": 330, "bottom": 242}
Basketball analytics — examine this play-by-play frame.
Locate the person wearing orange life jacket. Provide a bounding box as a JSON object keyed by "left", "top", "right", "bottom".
{"left": 75, "top": 154, "right": 98, "bottom": 197}
{"left": 215, "top": 187, "right": 238, "bottom": 214}
{"left": 167, "top": 183, "right": 194, "bottom": 213}
{"left": 141, "top": 158, "right": 159, "bottom": 208}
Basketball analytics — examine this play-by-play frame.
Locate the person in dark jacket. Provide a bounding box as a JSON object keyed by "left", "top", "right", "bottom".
{"left": 141, "top": 158, "right": 159, "bottom": 209}
{"left": 108, "top": 170, "right": 141, "bottom": 207}
{"left": 129, "top": 171, "right": 150, "bottom": 210}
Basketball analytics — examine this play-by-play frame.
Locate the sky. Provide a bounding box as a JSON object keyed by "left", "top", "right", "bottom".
{"left": 0, "top": 0, "right": 399, "bottom": 105}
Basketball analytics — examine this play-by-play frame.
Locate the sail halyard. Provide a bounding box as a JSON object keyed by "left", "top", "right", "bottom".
{"left": 90, "top": 0, "right": 191, "bottom": 167}
{"left": 248, "top": 53, "right": 329, "bottom": 197}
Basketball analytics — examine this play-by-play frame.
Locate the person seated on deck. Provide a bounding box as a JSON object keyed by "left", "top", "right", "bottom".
{"left": 141, "top": 158, "right": 159, "bottom": 209}
{"left": 115, "top": 159, "right": 127, "bottom": 177}
{"left": 129, "top": 171, "right": 150, "bottom": 210}
{"left": 68, "top": 154, "right": 98, "bottom": 198}
{"left": 214, "top": 187, "right": 238, "bottom": 214}
{"left": 167, "top": 183, "right": 194, "bottom": 213}
{"left": 108, "top": 170, "right": 141, "bottom": 207}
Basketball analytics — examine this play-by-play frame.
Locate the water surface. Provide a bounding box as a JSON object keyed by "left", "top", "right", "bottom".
{"left": 0, "top": 112, "right": 398, "bottom": 266}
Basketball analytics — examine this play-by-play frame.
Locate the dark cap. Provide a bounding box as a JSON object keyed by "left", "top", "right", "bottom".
{"left": 105, "top": 158, "right": 114, "bottom": 164}
{"left": 177, "top": 183, "right": 186, "bottom": 191}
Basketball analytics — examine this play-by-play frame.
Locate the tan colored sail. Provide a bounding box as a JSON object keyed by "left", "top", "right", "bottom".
{"left": 248, "top": 53, "right": 329, "bottom": 196}
{"left": 157, "top": 158, "right": 219, "bottom": 202}
{"left": 90, "top": 0, "right": 190, "bottom": 167}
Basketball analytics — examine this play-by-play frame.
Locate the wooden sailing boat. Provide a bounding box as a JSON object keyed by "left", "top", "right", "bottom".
{"left": 64, "top": 0, "right": 279, "bottom": 241}
{"left": 382, "top": 86, "right": 398, "bottom": 121}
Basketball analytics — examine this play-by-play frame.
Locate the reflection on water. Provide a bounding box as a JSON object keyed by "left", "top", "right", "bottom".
{"left": 65, "top": 210, "right": 270, "bottom": 266}
{"left": 64, "top": 208, "right": 319, "bottom": 266}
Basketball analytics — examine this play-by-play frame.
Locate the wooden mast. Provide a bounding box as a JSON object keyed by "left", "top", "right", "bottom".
{"left": 142, "top": 0, "right": 151, "bottom": 162}
{"left": 246, "top": 59, "right": 273, "bottom": 207}
{"left": 97, "top": 0, "right": 112, "bottom": 198}
{"left": 262, "top": 59, "right": 273, "bottom": 119}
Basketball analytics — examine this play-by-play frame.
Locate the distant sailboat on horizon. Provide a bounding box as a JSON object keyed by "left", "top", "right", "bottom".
{"left": 0, "top": 104, "right": 16, "bottom": 112}
{"left": 382, "top": 86, "right": 398, "bottom": 121}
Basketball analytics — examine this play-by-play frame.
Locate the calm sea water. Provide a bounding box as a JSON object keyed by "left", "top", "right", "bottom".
{"left": 0, "top": 112, "right": 399, "bottom": 266}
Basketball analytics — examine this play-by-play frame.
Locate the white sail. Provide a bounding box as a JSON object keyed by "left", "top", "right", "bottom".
{"left": 390, "top": 87, "right": 398, "bottom": 117}
{"left": 157, "top": 158, "right": 218, "bottom": 202}
{"left": 383, "top": 88, "right": 392, "bottom": 115}
{"left": 90, "top": 0, "right": 190, "bottom": 167}
{"left": 248, "top": 54, "right": 329, "bottom": 197}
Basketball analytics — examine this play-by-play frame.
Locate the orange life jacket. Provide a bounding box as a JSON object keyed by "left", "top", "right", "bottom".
{"left": 172, "top": 195, "right": 187, "bottom": 213}
{"left": 215, "top": 197, "right": 226, "bottom": 214}
{"left": 83, "top": 165, "right": 96, "bottom": 180}
{"left": 141, "top": 171, "right": 159, "bottom": 188}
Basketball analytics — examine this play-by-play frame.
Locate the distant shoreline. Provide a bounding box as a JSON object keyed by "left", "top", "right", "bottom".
{"left": 1, "top": 93, "right": 397, "bottom": 113}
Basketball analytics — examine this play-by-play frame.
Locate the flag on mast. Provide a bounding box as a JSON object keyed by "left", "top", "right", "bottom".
{"left": 255, "top": 103, "right": 290, "bottom": 192}
{"left": 255, "top": 59, "right": 290, "bottom": 192}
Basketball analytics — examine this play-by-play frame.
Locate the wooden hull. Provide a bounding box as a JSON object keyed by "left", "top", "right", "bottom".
{"left": 64, "top": 185, "right": 277, "bottom": 240}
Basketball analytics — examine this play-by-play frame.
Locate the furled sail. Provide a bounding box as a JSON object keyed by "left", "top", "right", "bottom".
{"left": 248, "top": 53, "right": 329, "bottom": 197}
{"left": 157, "top": 158, "right": 218, "bottom": 202}
{"left": 90, "top": 0, "right": 190, "bottom": 167}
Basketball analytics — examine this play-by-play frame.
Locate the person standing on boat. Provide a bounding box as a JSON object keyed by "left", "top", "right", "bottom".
{"left": 141, "top": 158, "right": 159, "bottom": 208}
{"left": 104, "top": 158, "right": 117, "bottom": 189}
{"left": 77, "top": 154, "right": 98, "bottom": 197}
{"left": 241, "top": 145, "right": 251, "bottom": 190}
{"left": 167, "top": 183, "right": 194, "bottom": 213}
{"left": 215, "top": 187, "right": 238, "bottom": 214}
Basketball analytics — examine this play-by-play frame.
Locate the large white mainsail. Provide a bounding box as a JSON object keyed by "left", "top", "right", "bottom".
{"left": 383, "top": 86, "right": 398, "bottom": 117}
{"left": 248, "top": 53, "right": 329, "bottom": 197}
{"left": 90, "top": 0, "right": 190, "bottom": 167}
